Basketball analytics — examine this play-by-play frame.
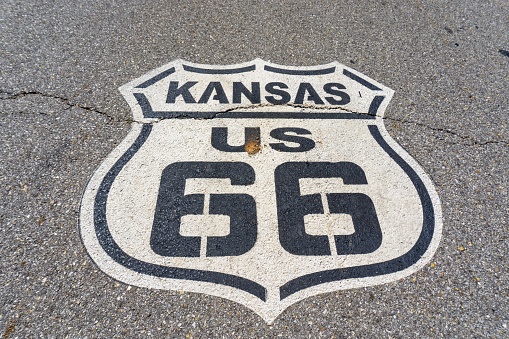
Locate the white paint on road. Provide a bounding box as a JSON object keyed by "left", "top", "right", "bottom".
{"left": 80, "top": 59, "right": 442, "bottom": 323}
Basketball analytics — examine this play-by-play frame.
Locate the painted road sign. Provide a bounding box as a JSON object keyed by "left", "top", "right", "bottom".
{"left": 80, "top": 59, "right": 442, "bottom": 323}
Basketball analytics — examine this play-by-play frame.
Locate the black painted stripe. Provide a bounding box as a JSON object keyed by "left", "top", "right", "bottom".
{"left": 134, "top": 93, "right": 373, "bottom": 120}
{"left": 499, "top": 49, "right": 509, "bottom": 58}
{"left": 368, "top": 96, "right": 385, "bottom": 116}
{"left": 136, "top": 67, "right": 176, "bottom": 88}
{"left": 93, "top": 124, "right": 267, "bottom": 301}
{"left": 343, "top": 69, "right": 382, "bottom": 91}
{"left": 183, "top": 64, "right": 256, "bottom": 74}
{"left": 264, "top": 65, "right": 336, "bottom": 75}
{"left": 279, "top": 124, "right": 435, "bottom": 299}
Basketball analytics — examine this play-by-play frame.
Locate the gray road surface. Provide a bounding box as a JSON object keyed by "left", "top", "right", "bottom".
{"left": 1, "top": 0, "right": 508, "bottom": 337}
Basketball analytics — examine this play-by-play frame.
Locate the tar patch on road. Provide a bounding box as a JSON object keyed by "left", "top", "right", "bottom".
{"left": 79, "top": 59, "right": 442, "bottom": 323}
{"left": 499, "top": 49, "right": 509, "bottom": 58}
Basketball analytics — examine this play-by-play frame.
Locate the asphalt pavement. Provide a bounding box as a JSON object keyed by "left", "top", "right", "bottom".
{"left": 1, "top": 0, "right": 508, "bottom": 337}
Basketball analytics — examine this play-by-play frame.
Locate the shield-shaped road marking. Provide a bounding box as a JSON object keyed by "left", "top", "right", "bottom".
{"left": 80, "top": 59, "right": 442, "bottom": 323}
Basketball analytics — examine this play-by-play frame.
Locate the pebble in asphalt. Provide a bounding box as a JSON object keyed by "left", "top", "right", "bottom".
{"left": 1, "top": 0, "right": 508, "bottom": 337}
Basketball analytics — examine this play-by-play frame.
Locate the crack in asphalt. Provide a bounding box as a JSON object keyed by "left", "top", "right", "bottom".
{"left": 129, "top": 102, "right": 368, "bottom": 124}
{"left": 383, "top": 117, "right": 508, "bottom": 146}
{"left": 0, "top": 90, "right": 131, "bottom": 123}
{"left": 215, "top": 102, "right": 363, "bottom": 115}
{"left": 1, "top": 90, "right": 507, "bottom": 147}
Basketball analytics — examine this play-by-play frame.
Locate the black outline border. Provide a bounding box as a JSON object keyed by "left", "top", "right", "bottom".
{"left": 264, "top": 65, "right": 336, "bottom": 75}
{"left": 343, "top": 69, "right": 382, "bottom": 91}
{"left": 88, "top": 61, "right": 437, "bottom": 305}
{"left": 183, "top": 64, "right": 256, "bottom": 74}
{"left": 136, "top": 67, "right": 176, "bottom": 89}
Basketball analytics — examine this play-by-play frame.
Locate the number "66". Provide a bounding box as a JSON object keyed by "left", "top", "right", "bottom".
{"left": 150, "top": 162, "right": 382, "bottom": 257}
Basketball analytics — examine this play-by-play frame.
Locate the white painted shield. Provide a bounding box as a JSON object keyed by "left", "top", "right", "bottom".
{"left": 80, "top": 59, "right": 442, "bottom": 323}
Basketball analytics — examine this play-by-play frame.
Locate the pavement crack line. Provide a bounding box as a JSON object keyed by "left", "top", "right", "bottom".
{"left": 2, "top": 91, "right": 506, "bottom": 146}
{"left": 383, "top": 116, "right": 509, "bottom": 146}
{"left": 127, "top": 102, "right": 365, "bottom": 124}
{"left": 0, "top": 90, "right": 132, "bottom": 123}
